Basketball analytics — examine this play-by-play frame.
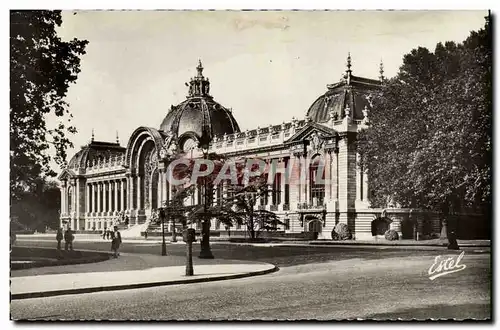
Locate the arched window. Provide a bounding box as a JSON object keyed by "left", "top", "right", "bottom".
{"left": 309, "top": 156, "right": 325, "bottom": 206}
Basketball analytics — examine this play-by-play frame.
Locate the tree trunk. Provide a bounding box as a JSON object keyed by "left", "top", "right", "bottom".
{"left": 249, "top": 211, "right": 256, "bottom": 239}
{"left": 198, "top": 219, "right": 214, "bottom": 259}
{"left": 171, "top": 217, "right": 177, "bottom": 242}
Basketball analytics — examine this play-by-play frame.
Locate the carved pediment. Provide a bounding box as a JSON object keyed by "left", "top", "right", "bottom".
{"left": 57, "top": 168, "right": 75, "bottom": 181}
{"left": 285, "top": 122, "right": 336, "bottom": 145}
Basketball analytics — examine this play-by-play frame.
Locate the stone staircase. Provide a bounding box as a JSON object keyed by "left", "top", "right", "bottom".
{"left": 120, "top": 219, "right": 151, "bottom": 238}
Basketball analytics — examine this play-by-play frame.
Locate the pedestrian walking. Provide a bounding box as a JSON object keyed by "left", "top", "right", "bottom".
{"left": 56, "top": 228, "right": 63, "bottom": 250}
{"left": 447, "top": 230, "right": 460, "bottom": 250}
{"left": 111, "top": 226, "right": 122, "bottom": 258}
{"left": 102, "top": 228, "right": 107, "bottom": 240}
{"left": 144, "top": 228, "right": 148, "bottom": 240}
{"left": 64, "top": 227, "right": 74, "bottom": 251}
{"left": 107, "top": 228, "right": 111, "bottom": 240}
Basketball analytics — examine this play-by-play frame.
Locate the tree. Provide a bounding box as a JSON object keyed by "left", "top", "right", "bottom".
{"left": 225, "top": 177, "right": 283, "bottom": 240}
{"left": 358, "top": 18, "right": 491, "bottom": 223}
{"left": 10, "top": 179, "right": 61, "bottom": 232}
{"left": 10, "top": 10, "right": 88, "bottom": 201}
{"left": 163, "top": 185, "right": 195, "bottom": 242}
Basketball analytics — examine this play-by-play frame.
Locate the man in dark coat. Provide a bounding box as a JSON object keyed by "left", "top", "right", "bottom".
{"left": 56, "top": 228, "right": 63, "bottom": 250}
{"left": 111, "top": 226, "right": 122, "bottom": 258}
{"left": 64, "top": 227, "right": 74, "bottom": 251}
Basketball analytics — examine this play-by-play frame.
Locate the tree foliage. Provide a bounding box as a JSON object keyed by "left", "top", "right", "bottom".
{"left": 10, "top": 10, "right": 88, "bottom": 200}
{"left": 10, "top": 179, "right": 61, "bottom": 232}
{"left": 166, "top": 152, "right": 281, "bottom": 239}
{"left": 358, "top": 19, "right": 491, "bottom": 214}
{"left": 225, "top": 177, "right": 283, "bottom": 239}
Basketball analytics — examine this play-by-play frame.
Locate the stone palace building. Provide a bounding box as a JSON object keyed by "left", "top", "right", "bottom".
{"left": 59, "top": 56, "right": 447, "bottom": 240}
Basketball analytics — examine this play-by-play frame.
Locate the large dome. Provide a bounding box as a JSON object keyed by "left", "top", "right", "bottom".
{"left": 159, "top": 61, "right": 240, "bottom": 151}
{"left": 307, "top": 55, "right": 382, "bottom": 123}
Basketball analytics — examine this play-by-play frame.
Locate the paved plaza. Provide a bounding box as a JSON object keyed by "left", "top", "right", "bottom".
{"left": 10, "top": 235, "right": 491, "bottom": 320}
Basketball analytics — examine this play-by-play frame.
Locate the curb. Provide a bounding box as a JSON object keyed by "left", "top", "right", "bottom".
{"left": 309, "top": 242, "right": 490, "bottom": 248}
{"left": 10, "top": 264, "right": 279, "bottom": 300}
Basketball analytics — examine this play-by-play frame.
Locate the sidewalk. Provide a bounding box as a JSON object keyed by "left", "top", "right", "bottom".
{"left": 10, "top": 251, "right": 277, "bottom": 300}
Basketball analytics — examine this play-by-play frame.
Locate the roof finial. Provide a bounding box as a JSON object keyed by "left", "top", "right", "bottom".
{"left": 196, "top": 59, "right": 204, "bottom": 77}
{"left": 116, "top": 131, "right": 119, "bottom": 144}
{"left": 345, "top": 52, "right": 352, "bottom": 85}
{"left": 379, "top": 59, "right": 385, "bottom": 81}
{"left": 91, "top": 129, "right": 94, "bottom": 142}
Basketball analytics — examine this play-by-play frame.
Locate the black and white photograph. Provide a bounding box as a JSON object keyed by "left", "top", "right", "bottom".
{"left": 8, "top": 7, "right": 492, "bottom": 322}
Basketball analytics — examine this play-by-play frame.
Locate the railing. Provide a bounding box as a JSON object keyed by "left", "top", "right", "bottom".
{"left": 297, "top": 202, "right": 326, "bottom": 210}
{"left": 270, "top": 205, "right": 278, "bottom": 211}
{"left": 258, "top": 205, "right": 266, "bottom": 211}
{"left": 282, "top": 204, "right": 290, "bottom": 211}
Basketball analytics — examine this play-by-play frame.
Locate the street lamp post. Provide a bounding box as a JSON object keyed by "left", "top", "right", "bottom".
{"left": 160, "top": 207, "right": 167, "bottom": 256}
{"left": 198, "top": 143, "right": 214, "bottom": 259}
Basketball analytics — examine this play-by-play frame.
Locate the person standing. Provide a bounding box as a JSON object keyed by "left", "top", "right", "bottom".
{"left": 111, "top": 226, "right": 122, "bottom": 258}
{"left": 56, "top": 228, "right": 63, "bottom": 250}
{"left": 64, "top": 227, "right": 74, "bottom": 251}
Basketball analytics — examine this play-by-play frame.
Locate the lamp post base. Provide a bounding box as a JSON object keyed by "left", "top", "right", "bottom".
{"left": 161, "top": 242, "right": 167, "bottom": 256}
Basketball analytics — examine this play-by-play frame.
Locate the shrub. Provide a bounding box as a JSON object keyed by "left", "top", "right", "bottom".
{"left": 334, "top": 223, "right": 352, "bottom": 240}
{"left": 331, "top": 229, "right": 340, "bottom": 241}
{"left": 384, "top": 229, "right": 399, "bottom": 241}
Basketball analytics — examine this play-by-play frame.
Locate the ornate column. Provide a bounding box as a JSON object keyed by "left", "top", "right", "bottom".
{"left": 279, "top": 158, "right": 285, "bottom": 206}
{"left": 114, "top": 180, "right": 119, "bottom": 213}
{"left": 356, "top": 153, "right": 362, "bottom": 201}
{"left": 126, "top": 174, "right": 132, "bottom": 211}
{"left": 72, "top": 182, "right": 77, "bottom": 213}
{"left": 137, "top": 176, "right": 142, "bottom": 210}
{"left": 60, "top": 181, "right": 66, "bottom": 216}
{"left": 85, "top": 183, "right": 90, "bottom": 214}
{"left": 120, "top": 179, "right": 125, "bottom": 211}
{"left": 108, "top": 181, "right": 113, "bottom": 214}
{"left": 98, "top": 182, "right": 102, "bottom": 213}
{"left": 92, "top": 183, "right": 96, "bottom": 214}
{"left": 266, "top": 159, "right": 272, "bottom": 207}
{"left": 325, "top": 151, "right": 332, "bottom": 202}
{"left": 303, "top": 154, "right": 309, "bottom": 204}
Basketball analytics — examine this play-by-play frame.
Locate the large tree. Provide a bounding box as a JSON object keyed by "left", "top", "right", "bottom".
{"left": 10, "top": 10, "right": 88, "bottom": 200}
{"left": 358, "top": 18, "right": 491, "bottom": 218}
{"left": 10, "top": 179, "right": 61, "bottom": 232}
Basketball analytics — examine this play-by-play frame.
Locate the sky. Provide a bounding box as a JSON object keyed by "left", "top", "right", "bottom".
{"left": 50, "top": 10, "right": 488, "bottom": 171}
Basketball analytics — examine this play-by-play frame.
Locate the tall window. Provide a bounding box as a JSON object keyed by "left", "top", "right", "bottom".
{"left": 272, "top": 173, "right": 281, "bottom": 205}
{"left": 309, "top": 156, "right": 325, "bottom": 205}
{"left": 284, "top": 158, "right": 290, "bottom": 205}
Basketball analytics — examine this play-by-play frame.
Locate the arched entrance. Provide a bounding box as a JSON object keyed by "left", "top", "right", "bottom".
{"left": 306, "top": 215, "right": 322, "bottom": 240}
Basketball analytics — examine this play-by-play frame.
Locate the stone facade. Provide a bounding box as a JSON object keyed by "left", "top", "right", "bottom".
{"left": 59, "top": 57, "right": 447, "bottom": 239}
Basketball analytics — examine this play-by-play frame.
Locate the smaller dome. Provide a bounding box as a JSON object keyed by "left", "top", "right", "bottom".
{"left": 67, "top": 140, "right": 125, "bottom": 170}
{"left": 306, "top": 54, "right": 382, "bottom": 123}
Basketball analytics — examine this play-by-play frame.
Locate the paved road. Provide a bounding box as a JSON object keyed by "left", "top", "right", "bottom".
{"left": 11, "top": 240, "right": 491, "bottom": 320}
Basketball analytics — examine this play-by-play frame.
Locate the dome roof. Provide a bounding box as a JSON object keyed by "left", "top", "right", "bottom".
{"left": 67, "top": 139, "right": 125, "bottom": 170}
{"left": 159, "top": 61, "right": 240, "bottom": 150}
{"left": 307, "top": 54, "right": 382, "bottom": 123}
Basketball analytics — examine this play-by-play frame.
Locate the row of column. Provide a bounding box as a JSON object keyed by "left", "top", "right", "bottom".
{"left": 86, "top": 179, "right": 127, "bottom": 214}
